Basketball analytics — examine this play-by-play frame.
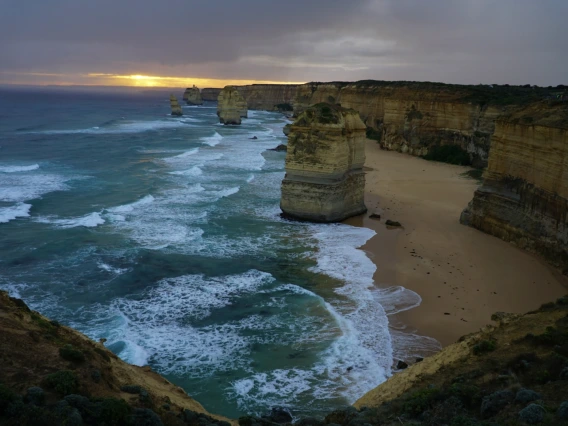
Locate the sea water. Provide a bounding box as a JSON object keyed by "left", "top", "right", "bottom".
{"left": 0, "top": 87, "right": 440, "bottom": 418}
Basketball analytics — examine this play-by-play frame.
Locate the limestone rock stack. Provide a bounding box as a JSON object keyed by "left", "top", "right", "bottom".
{"left": 217, "top": 86, "right": 248, "bottom": 125}
{"left": 460, "top": 102, "right": 568, "bottom": 270}
{"left": 280, "top": 103, "right": 367, "bottom": 222}
{"left": 183, "top": 85, "right": 203, "bottom": 105}
{"left": 170, "top": 94, "right": 183, "bottom": 116}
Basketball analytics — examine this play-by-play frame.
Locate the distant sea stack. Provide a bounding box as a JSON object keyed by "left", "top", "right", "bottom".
{"left": 183, "top": 85, "right": 203, "bottom": 105}
{"left": 460, "top": 101, "right": 568, "bottom": 270}
{"left": 280, "top": 103, "right": 367, "bottom": 222}
{"left": 217, "top": 86, "right": 248, "bottom": 125}
{"left": 170, "top": 94, "right": 183, "bottom": 116}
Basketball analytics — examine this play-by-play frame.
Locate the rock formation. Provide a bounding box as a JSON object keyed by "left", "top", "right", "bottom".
{"left": 201, "top": 88, "right": 222, "bottom": 101}
{"left": 460, "top": 102, "right": 568, "bottom": 270}
{"left": 203, "top": 81, "right": 565, "bottom": 167}
{"left": 280, "top": 103, "right": 367, "bottom": 222}
{"left": 170, "top": 94, "right": 183, "bottom": 116}
{"left": 217, "top": 86, "right": 248, "bottom": 125}
{"left": 183, "top": 85, "right": 203, "bottom": 105}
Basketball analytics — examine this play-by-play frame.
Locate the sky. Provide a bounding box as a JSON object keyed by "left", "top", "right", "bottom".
{"left": 0, "top": 0, "right": 566, "bottom": 88}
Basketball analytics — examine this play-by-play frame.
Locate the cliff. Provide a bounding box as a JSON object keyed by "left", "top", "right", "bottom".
{"left": 204, "top": 81, "right": 564, "bottom": 168}
{"left": 0, "top": 291, "right": 233, "bottom": 426}
{"left": 201, "top": 88, "right": 222, "bottom": 102}
{"left": 280, "top": 103, "right": 367, "bottom": 222}
{"left": 170, "top": 94, "right": 183, "bottom": 116}
{"left": 461, "top": 102, "right": 568, "bottom": 271}
{"left": 183, "top": 85, "right": 203, "bottom": 105}
{"left": 217, "top": 86, "right": 248, "bottom": 125}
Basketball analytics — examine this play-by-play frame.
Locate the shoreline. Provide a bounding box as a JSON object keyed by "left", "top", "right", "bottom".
{"left": 346, "top": 140, "right": 568, "bottom": 350}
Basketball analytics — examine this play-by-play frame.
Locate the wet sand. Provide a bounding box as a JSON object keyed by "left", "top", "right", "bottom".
{"left": 347, "top": 140, "right": 568, "bottom": 348}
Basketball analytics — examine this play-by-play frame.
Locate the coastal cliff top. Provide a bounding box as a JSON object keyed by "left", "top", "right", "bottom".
{"left": 293, "top": 102, "right": 361, "bottom": 127}
{"left": 0, "top": 291, "right": 234, "bottom": 425}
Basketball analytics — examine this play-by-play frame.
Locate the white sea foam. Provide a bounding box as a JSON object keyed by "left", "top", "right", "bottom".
{"left": 0, "top": 203, "right": 32, "bottom": 224}
{"left": 107, "top": 195, "right": 155, "bottom": 214}
{"left": 26, "top": 120, "right": 192, "bottom": 135}
{"left": 0, "top": 173, "right": 70, "bottom": 203}
{"left": 38, "top": 211, "right": 105, "bottom": 228}
{"left": 200, "top": 132, "right": 224, "bottom": 147}
{"left": 0, "top": 164, "right": 40, "bottom": 173}
{"left": 169, "top": 166, "right": 202, "bottom": 176}
{"left": 98, "top": 262, "right": 128, "bottom": 275}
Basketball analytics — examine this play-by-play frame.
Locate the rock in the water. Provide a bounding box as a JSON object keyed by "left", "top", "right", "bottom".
{"left": 283, "top": 123, "right": 291, "bottom": 136}
{"left": 170, "top": 94, "right": 183, "bottom": 116}
{"left": 385, "top": 219, "right": 402, "bottom": 227}
{"left": 369, "top": 213, "right": 381, "bottom": 220}
{"left": 519, "top": 404, "right": 546, "bottom": 424}
{"left": 262, "top": 406, "right": 293, "bottom": 424}
{"left": 250, "top": 136, "right": 258, "bottom": 140}
{"left": 396, "top": 360, "right": 408, "bottom": 370}
{"left": 280, "top": 103, "right": 367, "bottom": 222}
{"left": 270, "top": 144, "right": 287, "bottom": 152}
{"left": 183, "top": 85, "right": 203, "bottom": 105}
{"left": 217, "top": 86, "right": 248, "bottom": 125}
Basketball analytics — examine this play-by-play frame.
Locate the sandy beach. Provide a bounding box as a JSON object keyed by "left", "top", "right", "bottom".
{"left": 347, "top": 139, "right": 568, "bottom": 349}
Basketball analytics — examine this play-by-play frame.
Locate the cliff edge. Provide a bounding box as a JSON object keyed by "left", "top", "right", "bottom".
{"left": 280, "top": 103, "right": 367, "bottom": 222}
{"left": 217, "top": 86, "right": 248, "bottom": 125}
{"left": 0, "top": 291, "right": 234, "bottom": 425}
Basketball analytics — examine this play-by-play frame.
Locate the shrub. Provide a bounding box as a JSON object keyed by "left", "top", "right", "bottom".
{"left": 473, "top": 340, "right": 497, "bottom": 355}
{"left": 45, "top": 370, "right": 78, "bottom": 396}
{"left": 366, "top": 127, "right": 382, "bottom": 142}
{"left": 424, "top": 145, "right": 471, "bottom": 165}
{"left": 402, "top": 388, "right": 442, "bottom": 417}
{"left": 59, "top": 344, "right": 85, "bottom": 363}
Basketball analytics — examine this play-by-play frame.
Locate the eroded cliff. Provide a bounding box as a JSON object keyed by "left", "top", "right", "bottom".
{"left": 183, "top": 85, "right": 203, "bottom": 105}
{"left": 461, "top": 102, "right": 568, "bottom": 270}
{"left": 201, "top": 88, "right": 222, "bottom": 102}
{"left": 217, "top": 86, "right": 247, "bottom": 125}
{"left": 170, "top": 94, "right": 183, "bottom": 116}
{"left": 281, "top": 103, "right": 367, "bottom": 222}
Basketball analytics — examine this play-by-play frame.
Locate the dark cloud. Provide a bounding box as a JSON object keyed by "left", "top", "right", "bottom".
{"left": 0, "top": 0, "right": 566, "bottom": 85}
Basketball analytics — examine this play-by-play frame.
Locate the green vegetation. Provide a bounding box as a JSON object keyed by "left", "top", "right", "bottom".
{"left": 59, "top": 344, "right": 86, "bottom": 363}
{"left": 461, "top": 168, "right": 484, "bottom": 182}
{"left": 327, "top": 95, "right": 336, "bottom": 104}
{"left": 473, "top": 339, "right": 497, "bottom": 355}
{"left": 275, "top": 103, "right": 293, "bottom": 111}
{"left": 423, "top": 145, "right": 471, "bottom": 166}
{"left": 366, "top": 127, "right": 382, "bottom": 142}
{"left": 45, "top": 370, "right": 78, "bottom": 395}
{"left": 406, "top": 105, "right": 424, "bottom": 120}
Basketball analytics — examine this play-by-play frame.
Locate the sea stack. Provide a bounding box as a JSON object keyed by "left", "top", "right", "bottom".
{"left": 170, "top": 94, "right": 183, "bottom": 116}
{"left": 280, "top": 103, "right": 367, "bottom": 222}
{"left": 183, "top": 85, "right": 203, "bottom": 105}
{"left": 217, "top": 86, "right": 248, "bottom": 125}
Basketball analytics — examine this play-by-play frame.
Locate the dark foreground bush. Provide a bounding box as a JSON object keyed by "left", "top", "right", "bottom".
{"left": 423, "top": 145, "right": 471, "bottom": 166}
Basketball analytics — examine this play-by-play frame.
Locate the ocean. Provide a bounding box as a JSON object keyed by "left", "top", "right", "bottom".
{"left": 0, "top": 87, "right": 440, "bottom": 418}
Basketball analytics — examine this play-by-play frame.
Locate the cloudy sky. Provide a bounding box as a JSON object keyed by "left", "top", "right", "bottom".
{"left": 0, "top": 0, "right": 566, "bottom": 87}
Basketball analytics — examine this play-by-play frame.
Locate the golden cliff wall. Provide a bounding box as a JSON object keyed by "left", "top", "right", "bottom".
{"left": 281, "top": 103, "right": 367, "bottom": 222}
{"left": 461, "top": 103, "right": 568, "bottom": 270}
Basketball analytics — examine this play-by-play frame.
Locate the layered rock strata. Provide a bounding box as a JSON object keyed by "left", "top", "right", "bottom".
{"left": 217, "top": 86, "right": 248, "bottom": 125}
{"left": 461, "top": 102, "right": 568, "bottom": 270}
{"left": 183, "top": 85, "right": 203, "bottom": 105}
{"left": 203, "top": 81, "right": 564, "bottom": 167}
{"left": 201, "top": 88, "right": 222, "bottom": 101}
{"left": 281, "top": 103, "right": 367, "bottom": 222}
{"left": 170, "top": 94, "right": 183, "bottom": 116}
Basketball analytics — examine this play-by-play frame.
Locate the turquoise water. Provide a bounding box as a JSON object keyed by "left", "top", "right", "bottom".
{"left": 0, "top": 87, "right": 439, "bottom": 418}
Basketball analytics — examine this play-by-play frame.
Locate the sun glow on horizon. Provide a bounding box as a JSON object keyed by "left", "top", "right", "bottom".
{"left": 0, "top": 71, "right": 305, "bottom": 88}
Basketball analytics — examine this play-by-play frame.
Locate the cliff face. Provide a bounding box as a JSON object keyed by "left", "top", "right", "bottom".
{"left": 281, "top": 103, "right": 367, "bottom": 222}
{"left": 461, "top": 103, "right": 568, "bottom": 270}
{"left": 201, "top": 88, "right": 222, "bottom": 102}
{"left": 183, "top": 85, "right": 203, "bottom": 105}
{"left": 236, "top": 84, "right": 300, "bottom": 110}
{"left": 217, "top": 86, "right": 248, "bottom": 125}
{"left": 170, "top": 94, "right": 183, "bottom": 116}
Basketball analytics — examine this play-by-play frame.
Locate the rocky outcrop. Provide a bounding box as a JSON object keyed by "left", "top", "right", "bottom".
{"left": 183, "top": 85, "right": 203, "bottom": 105}
{"left": 203, "top": 81, "right": 564, "bottom": 167}
{"left": 170, "top": 94, "right": 183, "bottom": 116}
{"left": 460, "top": 102, "right": 568, "bottom": 270}
{"left": 281, "top": 103, "right": 367, "bottom": 222}
{"left": 201, "top": 88, "right": 222, "bottom": 102}
{"left": 217, "top": 86, "right": 248, "bottom": 125}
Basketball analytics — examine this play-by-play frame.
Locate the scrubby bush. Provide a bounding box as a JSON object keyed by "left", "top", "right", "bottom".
{"left": 59, "top": 344, "right": 85, "bottom": 363}
{"left": 45, "top": 370, "right": 78, "bottom": 396}
{"left": 473, "top": 339, "right": 497, "bottom": 355}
